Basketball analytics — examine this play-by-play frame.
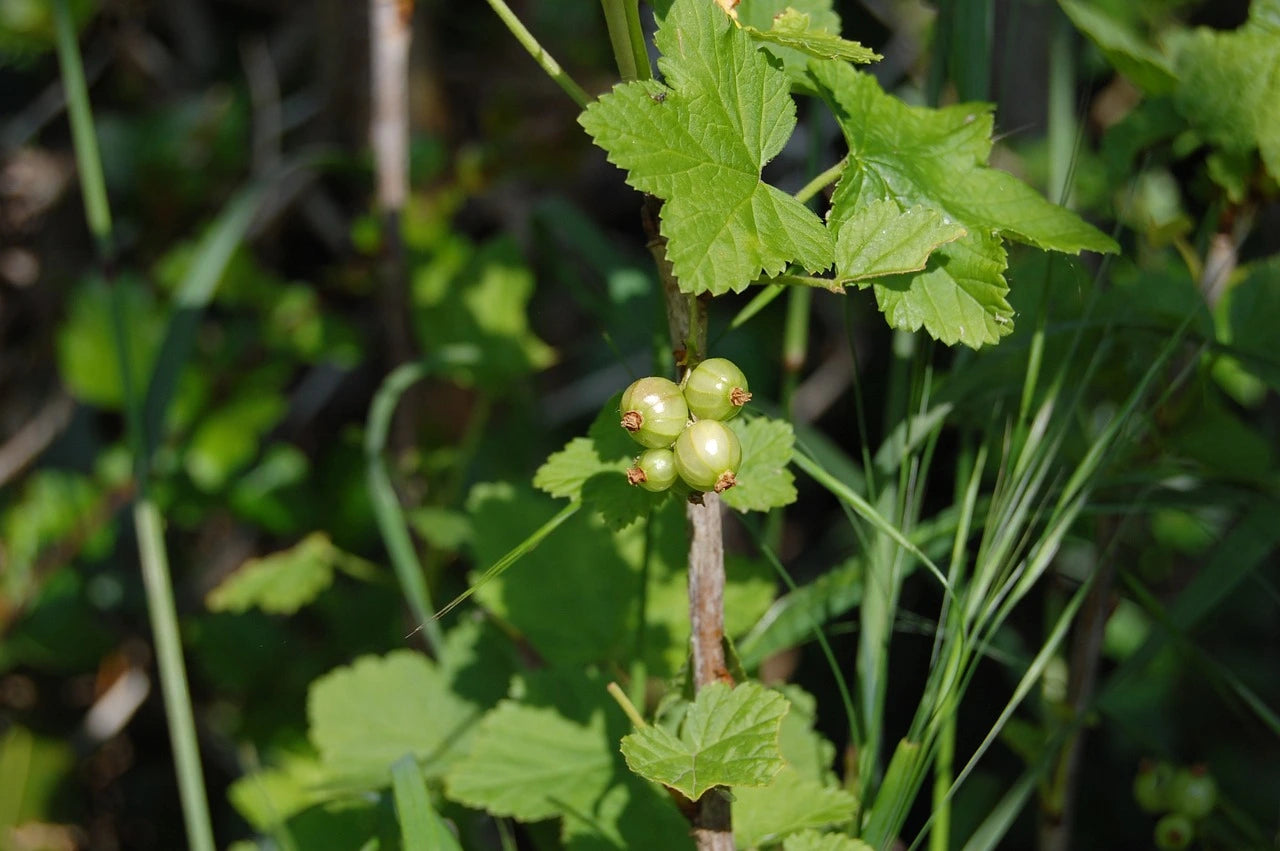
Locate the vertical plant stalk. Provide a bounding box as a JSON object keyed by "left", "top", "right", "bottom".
{"left": 1039, "top": 558, "right": 1116, "bottom": 851}
{"left": 687, "top": 493, "right": 729, "bottom": 687}
{"left": 371, "top": 0, "right": 412, "bottom": 215}
{"left": 601, "top": 0, "right": 639, "bottom": 82}
{"left": 485, "top": 0, "right": 590, "bottom": 108}
{"left": 370, "top": 0, "right": 419, "bottom": 451}
{"left": 643, "top": 199, "right": 733, "bottom": 851}
{"left": 53, "top": 4, "right": 216, "bottom": 851}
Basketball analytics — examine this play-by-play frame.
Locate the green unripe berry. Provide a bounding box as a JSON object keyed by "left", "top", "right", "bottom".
{"left": 674, "top": 419, "right": 742, "bottom": 493}
{"left": 683, "top": 357, "right": 751, "bottom": 421}
{"left": 1170, "top": 765, "right": 1217, "bottom": 820}
{"left": 1154, "top": 812, "right": 1194, "bottom": 851}
{"left": 627, "top": 448, "right": 679, "bottom": 493}
{"left": 1134, "top": 760, "right": 1175, "bottom": 813}
{"left": 620, "top": 377, "right": 689, "bottom": 449}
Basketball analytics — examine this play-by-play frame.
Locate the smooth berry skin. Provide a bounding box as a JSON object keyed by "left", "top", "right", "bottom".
{"left": 674, "top": 419, "right": 742, "bottom": 492}
{"left": 628, "top": 448, "right": 679, "bottom": 493}
{"left": 1170, "top": 766, "right": 1217, "bottom": 820}
{"left": 1154, "top": 813, "right": 1194, "bottom": 851}
{"left": 1134, "top": 761, "right": 1175, "bottom": 814}
{"left": 683, "top": 357, "right": 751, "bottom": 421}
{"left": 620, "top": 377, "right": 689, "bottom": 449}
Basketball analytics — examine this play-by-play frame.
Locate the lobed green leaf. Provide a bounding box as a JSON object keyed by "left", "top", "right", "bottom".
{"left": 579, "top": 0, "right": 833, "bottom": 295}
{"left": 308, "top": 650, "right": 484, "bottom": 785}
{"left": 733, "top": 767, "right": 856, "bottom": 848}
{"left": 721, "top": 417, "right": 798, "bottom": 513}
{"left": 620, "top": 681, "right": 788, "bottom": 800}
{"left": 744, "top": 8, "right": 880, "bottom": 66}
{"left": 835, "top": 199, "right": 967, "bottom": 284}
{"left": 444, "top": 701, "right": 614, "bottom": 822}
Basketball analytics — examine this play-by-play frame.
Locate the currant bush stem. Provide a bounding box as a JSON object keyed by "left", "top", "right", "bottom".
{"left": 641, "top": 192, "right": 733, "bottom": 849}
{"left": 794, "top": 155, "right": 848, "bottom": 205}
{"left": 607, "top": 681, "right": 649, "bottom": 729}
{"left": 485, "top": 0, "right": 590, "bottom": 108}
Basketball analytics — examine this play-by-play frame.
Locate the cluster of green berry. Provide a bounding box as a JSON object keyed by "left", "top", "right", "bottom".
{"left": 1134, "top": 761, "right": 1218, "bottom": 850}
{"left": 619, "top": 358, "right": 752, "bottom": 494}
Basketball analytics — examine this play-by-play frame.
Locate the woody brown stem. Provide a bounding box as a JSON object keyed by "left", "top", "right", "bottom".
{"left": 642, "top": 195, "right": 733, "bottom": 850}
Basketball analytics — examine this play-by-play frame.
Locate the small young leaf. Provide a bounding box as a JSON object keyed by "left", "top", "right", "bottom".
{"left": 745, "top": 8, "right": 880, "bottom": 65}
{"left": 620, "top": 681, "right": 789, "bottom": 800}
{"left": 721, "top": 417, "right": 797, "bottom": 513}
{"left": 835, "top": 199, "right": 967, "bottom": 284}
{"left": 580, "top": 0, "right": 833, "bottom": 295}
{"left": 444, "top": 701, "right": 615, "bottom": 822}
{"left": 737, "top": 0, "right": 845, "bottom": 78}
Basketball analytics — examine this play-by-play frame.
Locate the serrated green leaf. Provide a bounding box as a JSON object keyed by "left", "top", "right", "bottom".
{"left": 734, "top": 768, "right": 856, "bottom": 849}
{"left": 738, "top": 0, "right": 844, "bottom": 76}
{"left": 835, "top": 199, "right": 967, "bottom": 284}
{"left": 534, "top": 437, "right": 620, "bottom": 499}
{"left": 535, "top": 393, "right": 668, "bottom": 529}
{"left": 1058, "top": 0, "right": 1177, "bottom": 94}
{"left": 1171, "top": 26, "right": 1280, "bottom": 180}
{"left": 582, "top": 471, "right": 668, "bottom": 531}
{"left": 580, "top": 0, "right": 833, "bottom": 295}
{"left": 721, "top": 417, "right": 797, "bottom": 512}
{"left": 872, "top": 231, "right": 1013, "bottom": 348}
{"left": 620, "top": 681, "right": 788, "bottom": 800}
{"left": 308, "top": 650, "right": 483, "bottom": 785}
{"left": 444, "top": 701, "right": 615, "bottom": 822}
{"left": 815, "top": 62, "right": 1116, "bottom": 255}
{"left": 745, "top": 8, "right": 880, "bottom": 65}
{"left": 810, "top": 60, "right": 1114, "bottom": 346}
{"left": 206, "top": 532, "right": 370, "bottom": 615}
{"left": 783, "top": 830, "right": 875, "bottom": 851}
